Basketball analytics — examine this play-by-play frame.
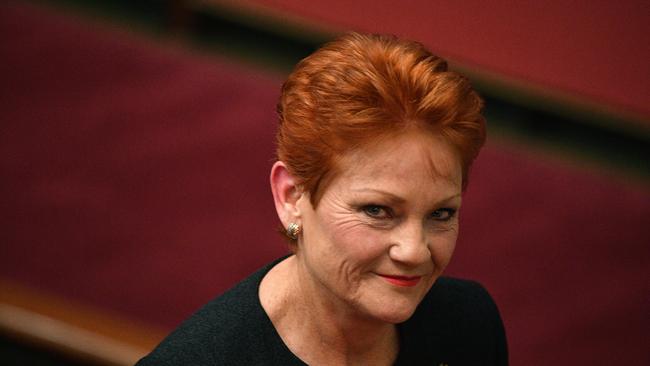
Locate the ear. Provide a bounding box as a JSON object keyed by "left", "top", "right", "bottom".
{"left": 270, "top": 161, "right": 304, "bottom": 229}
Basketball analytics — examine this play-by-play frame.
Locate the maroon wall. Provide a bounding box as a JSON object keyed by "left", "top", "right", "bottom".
{"left": 239, "top": 0, "right": 650, "bottom": 120}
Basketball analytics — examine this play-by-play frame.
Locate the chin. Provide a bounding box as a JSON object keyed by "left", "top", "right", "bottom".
{"left": 377, "top": 306, "right": 418, "bottom": 324}
{"left": 365, "top": 298, "right": 420, "bottom": 324}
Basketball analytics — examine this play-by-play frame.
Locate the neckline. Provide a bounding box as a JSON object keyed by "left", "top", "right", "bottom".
{"left": 254, "top": 255, "right": 307, "bottom": 364}
{"left": 253, "top": 255, "right": 410, "bottom": 365}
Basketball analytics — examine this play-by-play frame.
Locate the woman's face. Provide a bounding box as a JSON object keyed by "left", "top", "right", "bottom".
{"left": 295, "top": 130, "right": 463, "bottom": 324}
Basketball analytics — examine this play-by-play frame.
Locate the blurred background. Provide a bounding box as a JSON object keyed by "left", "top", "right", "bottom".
{"left": 1, "top": 0, "right": 648, "bottom": 365}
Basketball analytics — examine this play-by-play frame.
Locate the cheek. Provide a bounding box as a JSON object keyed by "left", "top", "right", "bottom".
{"left": 430, "top": 229, "right": 459, "bottom": 269}
{"left": 325, "top": 216, "right": 388, "bottom": 263}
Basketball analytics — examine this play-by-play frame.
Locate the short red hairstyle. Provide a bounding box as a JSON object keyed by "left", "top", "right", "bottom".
{"left": 276, "top": 33, "right": 486, "bottom": 206}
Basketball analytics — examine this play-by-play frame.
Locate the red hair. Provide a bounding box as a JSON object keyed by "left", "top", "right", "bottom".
{"left": 276, "top": 33, "right": 486, "bottom": 206}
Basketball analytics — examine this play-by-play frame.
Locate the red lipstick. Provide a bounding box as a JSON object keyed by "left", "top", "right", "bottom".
{"left": 379, "top": 274, "right": 422, "bottom": 287}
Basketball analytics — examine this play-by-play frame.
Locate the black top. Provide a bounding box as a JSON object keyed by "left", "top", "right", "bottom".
{"left": 136, "top": 257, "right": 508, "bottom": 365}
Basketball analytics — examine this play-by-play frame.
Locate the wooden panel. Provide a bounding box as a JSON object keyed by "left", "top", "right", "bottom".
{"left": 0, "top": 279, "right": 167, "bottom": 366}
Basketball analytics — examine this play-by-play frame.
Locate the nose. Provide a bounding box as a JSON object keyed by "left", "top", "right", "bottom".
{"left": 388, "top": 220, "right": 431, "bottom": 267}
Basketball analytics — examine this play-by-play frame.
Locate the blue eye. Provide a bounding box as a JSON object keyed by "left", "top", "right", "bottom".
{"left": 430, "top": 208, "right": 456, "bottom": 221}
{"left": 362, "top": 205, "right": 390, "bottom": 218}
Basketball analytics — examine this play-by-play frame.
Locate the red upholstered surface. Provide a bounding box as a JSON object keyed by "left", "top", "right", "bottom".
{"left": 240, "top": 0, "right": 650, "bottom": 119}
{"left": 2, "top": 3, "right": 649, "bottom": 365}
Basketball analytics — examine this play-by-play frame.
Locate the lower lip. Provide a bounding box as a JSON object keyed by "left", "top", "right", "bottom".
{"left": 379, "top": 275, "right": 422, "bottom": 287}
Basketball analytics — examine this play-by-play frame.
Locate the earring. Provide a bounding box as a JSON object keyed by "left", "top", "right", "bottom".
{"left": 286, "top": 222, "right": 301, "bottom": 240}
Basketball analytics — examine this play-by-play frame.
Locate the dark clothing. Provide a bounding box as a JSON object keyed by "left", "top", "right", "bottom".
{"left": 137, "top": 257, "right": 508, "bottom": 365}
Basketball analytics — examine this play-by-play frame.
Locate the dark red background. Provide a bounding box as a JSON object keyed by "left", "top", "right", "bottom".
{"left": 238, "top": 0, "right": 650, "bottom": 120}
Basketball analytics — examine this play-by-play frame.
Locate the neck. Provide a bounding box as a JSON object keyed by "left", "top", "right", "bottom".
{"left": 260, "top": 255, "right": 398, "bottom": 365}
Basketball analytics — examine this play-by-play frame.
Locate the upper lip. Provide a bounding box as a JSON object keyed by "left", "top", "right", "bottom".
{"left": 378, "top": 274, "right": 422, "bottom": 280}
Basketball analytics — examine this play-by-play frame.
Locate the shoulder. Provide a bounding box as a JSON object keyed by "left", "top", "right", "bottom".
{"left": 413, "top": 277, "right": 504, "bottom": 337}
{"left": 399, "top": 277, "right": 508, "bottom": 365}
{"left": 421, "top": 276, "right": 501, "bottom": 319}
{"left": 136, "top": 260, "right": 283, "bottom": 366}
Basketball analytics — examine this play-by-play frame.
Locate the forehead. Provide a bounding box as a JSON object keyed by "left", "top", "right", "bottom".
{"left": 334, "top": 131, "right": 462, "bottom": 192}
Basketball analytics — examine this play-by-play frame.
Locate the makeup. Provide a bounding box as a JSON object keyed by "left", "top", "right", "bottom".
{"left": 379, "top": 274, "right": 421, "bottom": 287}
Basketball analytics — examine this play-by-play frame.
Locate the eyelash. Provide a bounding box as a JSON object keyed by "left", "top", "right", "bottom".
{"left": 361, "top": 205, "right": 457, "bottom": 221}
{"left": 362, "top": 205, "right": 392, "bottom": 219}
{"left": 429, "top": 208, "right": 457, "bottom": 221}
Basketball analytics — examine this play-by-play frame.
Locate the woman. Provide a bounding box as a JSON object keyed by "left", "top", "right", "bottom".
{"left": 138, "top": 33, "right": 507, "bottom": 365}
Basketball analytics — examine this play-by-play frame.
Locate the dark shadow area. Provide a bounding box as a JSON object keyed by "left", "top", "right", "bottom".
{"left": 0, "top": 334, "right": 94, "bottom": 366}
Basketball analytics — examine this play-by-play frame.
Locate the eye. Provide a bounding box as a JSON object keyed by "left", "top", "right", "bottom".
{"left": 362, "top": 205, "right": 391, "bottom": 219}
{"left": 430, "top": 208, "right": 456, "bottom": 221}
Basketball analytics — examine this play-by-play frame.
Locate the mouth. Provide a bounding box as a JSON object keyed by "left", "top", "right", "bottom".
{"left": 378, "top": 274, "right": 422, "bottom": 287}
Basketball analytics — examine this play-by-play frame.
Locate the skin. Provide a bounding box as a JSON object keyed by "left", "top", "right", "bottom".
{"left": 262, "top": 129, "right": 463, "bottom": 365}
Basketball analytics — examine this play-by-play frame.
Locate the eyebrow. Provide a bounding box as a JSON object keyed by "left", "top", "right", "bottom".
{"left": 350, "top": 188, "right": 461, "bottom": 205}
